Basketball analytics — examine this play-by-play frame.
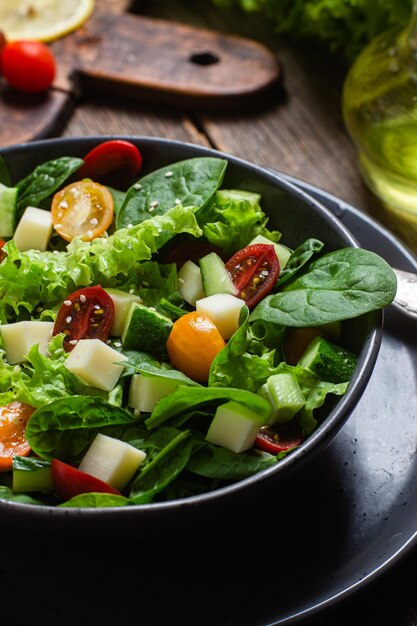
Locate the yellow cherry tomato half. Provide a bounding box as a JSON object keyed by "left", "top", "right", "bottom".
{"left": 51, "top": 180, "right": 114, "bottom": 242}
{"left": 166, "top": 311, "right": 226, "bottom": 383}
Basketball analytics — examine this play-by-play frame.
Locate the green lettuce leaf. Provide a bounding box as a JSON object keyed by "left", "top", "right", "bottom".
{"left": 0, "top": 204, "right": 201, "bottom": 323}
{"left": 198, "top": 188, "right": 280, "bottom": 255}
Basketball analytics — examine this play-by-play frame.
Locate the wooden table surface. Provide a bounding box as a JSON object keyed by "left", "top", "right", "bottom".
{"left": 3, "top": 1, "right": 417, "bottom": 624}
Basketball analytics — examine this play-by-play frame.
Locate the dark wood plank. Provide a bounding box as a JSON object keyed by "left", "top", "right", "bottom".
{"left": 61, "top": 93, "right": 210, "bottom": 147}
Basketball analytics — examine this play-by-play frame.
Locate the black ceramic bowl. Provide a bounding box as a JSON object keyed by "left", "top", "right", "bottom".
{"left": 0, "top": 136, "right": 382, "bottom": 536}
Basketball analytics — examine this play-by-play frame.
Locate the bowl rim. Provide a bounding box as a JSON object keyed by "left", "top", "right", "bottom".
{"left": 0, "top": 135, "right": 383, "bottom": 524}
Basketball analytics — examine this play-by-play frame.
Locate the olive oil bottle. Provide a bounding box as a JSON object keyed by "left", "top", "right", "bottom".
{"left": 342, "top": 2, "right": 417, "bottom": 250}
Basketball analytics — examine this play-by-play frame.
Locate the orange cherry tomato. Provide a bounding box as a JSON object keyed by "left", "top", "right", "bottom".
{"left": 0, "top": 402, "right": 36, "bottom": 472}
{"left": 51, "top": 180, "right": 114, "bottom": 242}
{"left": 166, "top": 311, "right": 226, "bottom": 383}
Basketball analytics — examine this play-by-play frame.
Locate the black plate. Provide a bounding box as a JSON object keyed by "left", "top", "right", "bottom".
{"left": 1, "top": 175, "right": 416, "bottom": 625}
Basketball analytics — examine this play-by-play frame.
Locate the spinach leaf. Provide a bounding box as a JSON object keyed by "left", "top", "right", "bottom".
{"left": 145, "top": 386, "right": 272, "bottom": 429}
{"left": 16, "top": 156, "right": 83, "bottom": 216}
{"left": 250, "top": 248, "right": 397, "bottom": 327}
{"left": 0, "top": 485, "right": 46, "bottom": 505}
{"left": 117, "top": 157, "right": 227, "bottom": 228}
{"left": 26, "top": 396, "right": 139, "bottom": 463}
{"left": 0, "top": 155, "right": 11, "bottom": 186}
{"left": 129, "top": 429, "right": 195, "bottom": 503}
{"left": 120, "top": 349, "right": 200, "bottom": 386}
{"left": 277, "top": 238, "right": 324, "bottom": 287}
{"left": 187, "top": 440, "right": 277, "bottom": 480}
{"left": 59, "top": 493, "right": 132, "bottom": 508}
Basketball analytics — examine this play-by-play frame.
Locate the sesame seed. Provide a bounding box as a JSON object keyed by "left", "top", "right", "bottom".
{"left": 53, "top": 250, "right": 59, "bottom": 255}
{"left": 64, "top": 300, "right": 72, "bottom": 306}
{"left": 54, "top": 223, "right": 62, "bottom": 230}
{"left": 90, "top": 217, "right": 98, "bottom": 225}
{"left": 59, "top": 201, "right": 68, "bottom": 209}
{"left": 80, "top": 294, "right": 87, "bottom": 303}
{"left": 165, "top": 171, "right": 173, "bottom": 177}
{"left": 86, "top": 230, "right": 93, "bottom": 239}
{"left": 150, "top": 200, "right": 159, "bottom": 207}
{"left": 175, "top": 198, "right": 181, "bottom": 205}
{"left": 68, "top": 339, "right": 78, "bottom": 345}
{"left": 148, "top": 306, "right": 156, "bottom": 312}
{"left": 129, "top": 289, "right": 135, "bottom": 294}
{"left": 66, "top": 316, "right": 72, "bottom": 323}
{"left": 178, "top": 278, "right": 185, "bottom": 284}
{"left": 13, "top": 365, "right": 20, "bottom": 374}
{"left": 114, "top": 342, "right": 122, "bottom": 348}
{"left": 127, "top": 224, "right": 133, "bottom": 229}
{"left": 134, "top": 183, "right": 142, "bottom": 190}
{"left": 54, "top": 348, "right": 64, "bottom": 356}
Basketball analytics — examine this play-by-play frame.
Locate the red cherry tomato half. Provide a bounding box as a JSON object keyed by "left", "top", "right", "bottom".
{"left": 255, "top": 422, "right": 303, "bottom": 455}
{"left": 1, "top": 41, "right": 55, "bottom": 93}
{"left": 164, "top": 241, "right": 227, "bottom": 269}
{"left": 225, "top": 243, "right": 279, "bottom": 308}
{"left": 0, "top": 239, "right": 6, "bottom": 263}
{"left": 51, "top": 459, "right": 121, "bottom": 500}
{"left": 78, "top": 140, "right": 143, "bottom": 188}
{"left": 53, "top": 285, "right": 115, "bottom": 352}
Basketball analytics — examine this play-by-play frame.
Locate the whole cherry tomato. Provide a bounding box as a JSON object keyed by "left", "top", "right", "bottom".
{"left": 78, "top": 140, "right": 143, "bottom": 188}
{"left": 51, "top": 459, "right": 121, "bottom": 500}
{"left": 51, "top": 180, "right": 114, "bottom": 242}
{"left": 0, "top": 402, "right": 36, "bottom": 472}
{"left": 255, "top": 422, "right": 303, "bottom": 455}
{"left": 53, "top": 285, "right": 115, "bottom": 352}
{"left": 166, "top": 311, "right": 226, "bottom": 383}
{"left": 225, "top": 244, "right": 279, "bottom": 308}
{"left": 1, "top": 40, "right": 55, "bottom": 92}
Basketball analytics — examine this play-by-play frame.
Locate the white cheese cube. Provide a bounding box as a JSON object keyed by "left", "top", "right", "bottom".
{"left": 64, "top": 338, "right": 128, "bottom": 391}
{"left": 196, "top": 293, "right": 245, "bottom": 339}
{"left": 1, "top": 321, "right": 54, "bottom": 364}
{"left": 128, "top": 373, "right": 179, "bottom": 413}
{"left": 13, "top": 206, "right": 53, "bottom": 252}
{"left": 177, "top": 260, "right": 205, "bottom": 306}
{"left": 206, "top": 400, "right": 266, "bottom": 453}
{"left": 78, "top": 433, "right": 146, "bottom": 491}
{"left": 105, "top": 288, "right": 143, "bottom": 336}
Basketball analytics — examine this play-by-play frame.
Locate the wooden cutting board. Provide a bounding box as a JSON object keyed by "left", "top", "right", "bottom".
{"left": 0, "top": 0, "right": 282, "bottom": 147}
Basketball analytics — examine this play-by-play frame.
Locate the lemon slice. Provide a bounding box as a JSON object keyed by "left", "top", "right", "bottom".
{"left": 0, "top": 0, "right": 95, "bottom": 42}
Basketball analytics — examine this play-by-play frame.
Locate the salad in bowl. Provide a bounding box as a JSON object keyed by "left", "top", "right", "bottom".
{"left": 0, "top": 137, "right": 396, "bottom": 527}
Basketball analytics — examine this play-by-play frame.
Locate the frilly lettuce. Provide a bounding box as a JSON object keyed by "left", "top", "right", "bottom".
{"left": 0, "top": 204, "right": 201, "bottom": 323}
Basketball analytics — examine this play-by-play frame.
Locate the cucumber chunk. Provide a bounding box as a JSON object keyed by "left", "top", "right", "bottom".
{"left": 105, "top": 288, "right": 143, "bottom": 337}
{"left": 199, "top": 252, "right": 238, "bottom": 297}
{"left": 206, "top": 400, "right": 267, "bottom": 453}
{"left": 0, "top": 183, "right": 18, "bottom": 238}
{"left": 249, "top": 234, "right": 292, "bottom": 269}
{"left": 12, "top": 456, "right": 53, "bottom": 493}
{"left": 121, "top": 302, "right": 173, "bottom": 352}
{"left": 177, "top": 260, "right": 205, "bottom": 306}
{"left": 128, "top": 373, "right": 180, "bottom": 413}
{"left": 298, "top": 336, "right": 357, "bottom": 383}
{"left": 258, "top": 372, "right": 305, "bottom": 425}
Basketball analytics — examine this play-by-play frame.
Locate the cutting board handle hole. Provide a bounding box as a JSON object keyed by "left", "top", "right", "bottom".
{"left": 189, "top": 52, "right": 220, "bottom": 66}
